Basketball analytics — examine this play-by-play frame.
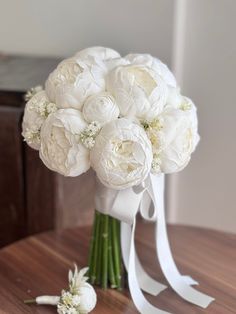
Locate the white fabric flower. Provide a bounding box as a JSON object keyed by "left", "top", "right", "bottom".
{"left": 39, "top": 109, "right": 90, "bottom": 176}
{"left": 166, "top": 88, "right": 196, "bottom": 113}
{"left": 69, "top": 266, "right": 89, "bottom": 291}
{"left": 106, "top": 64, "right": 168, "bottom": 120}
{"left": 166, "top": 87, "right": 182, "bottom": 109}
{"left": 22, "top": 91, "right": 55, "bottom": 150}
{"left": 105, "top": 57, "right": 130, "bottom": 72}
{"left": 82, "top": 92, "right": 119, "bottom": 125}
{"left": 91, "top": 118, "right": 152, "bottom": 189}
{"left": 45, "top": 57, "right": 106, "bottom": 110}
{"left": 74, "top": 46, "right": 120, "bottom": 60}
{"left": 78, "top": 283, "right": 97, "bottom": 313}
{"left": 125, "top": 53, "right": 177, "bottom": 87}
{"left": 153, "top": 108, "right": 200, "bottom": 173}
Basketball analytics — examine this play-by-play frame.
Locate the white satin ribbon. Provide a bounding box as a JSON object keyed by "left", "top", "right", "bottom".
{"left": 121, "top": 221, "right": 167, "bottom": 296}
{"left": 95, "top": 174, "right": 214, "bottom": 313}
{"left": 150, "top": 174, "right": 214, "bottom": 308}
{"left": 122, "top": 219, "right": 170, "bottom": 314}
{"left": 121, "top": 222, "right": 197, "bottom": 298}
{"left": 95, "top": 177, "right": 142, "bottom": 224}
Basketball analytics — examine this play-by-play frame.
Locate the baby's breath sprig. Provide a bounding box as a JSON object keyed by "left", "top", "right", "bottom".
{"left": 180, "top": 102, "right": 192, "bottom": 111}
{"left": 141, "top": 117, "right": 164, "bottom": 132}
{"left": 80, "top": 121, "right": 101, "bottom": 149}
{"left": 24, "top": 85, "right": 43, "bottom": 102}
{"left": 29, "top": 101, "right": 57, "bottom": 118}
{"left": 151, "top": 153, "right": 162, "bottom": 174}
{"left": 141, "top": 118, "right": 164, "bottom": 174}
{"left": 23, "top": 128, "right": 41, "bottom": 144}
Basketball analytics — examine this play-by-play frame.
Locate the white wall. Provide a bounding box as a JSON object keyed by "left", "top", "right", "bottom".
{"left": 0, "top": 0, "right": 174, "bottom": 65}
{"left": 169, "top": 0, "right": 236, "bottom": 233}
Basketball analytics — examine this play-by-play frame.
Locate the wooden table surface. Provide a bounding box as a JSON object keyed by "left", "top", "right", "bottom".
{"left": 0, "top": 222, "right": 236, "bottom": 314}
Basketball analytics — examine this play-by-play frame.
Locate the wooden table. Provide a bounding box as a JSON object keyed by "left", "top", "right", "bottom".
{"left": 0, "top": 223, "right": 235, "bottom": 314}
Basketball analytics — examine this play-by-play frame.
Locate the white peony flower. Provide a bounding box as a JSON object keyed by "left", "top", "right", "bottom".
{"left": 91, "top": 118, "right": 152, "bottom": 189}
{"left": 105, "top": 57, "right": 130, "bottom": 72}
{"left": 147, "top": 107, "right": 200, "bottom": 174}
{"left": 39, "top": 109, "right": 90, "bottom": 176}
{"left": 125, "top": 53, "right": 177, "bottom": 87}
{"left": 78, "top": 283, "right": 97, "bottom": 313}
{"left": 82, "top": 92, "right": 119, "bottom": 125}
{"left": 166, "top": 87, "right": 182, "bottom": 109}
{"left": 45, "top": 57, "right": 106, "bottom": 110}
{"left": 106, "top": 64, "right": 168, "bottom": 120}
{"left": 74, "top": 46, "right": 120, "bottom": 60}
{"left": 22, "top": 91, "right": 57, "bottom": 150}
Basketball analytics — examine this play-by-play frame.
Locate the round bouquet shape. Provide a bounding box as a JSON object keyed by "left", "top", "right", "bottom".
{"left": 22, "top": 47, "right": 214, "bottom": 313}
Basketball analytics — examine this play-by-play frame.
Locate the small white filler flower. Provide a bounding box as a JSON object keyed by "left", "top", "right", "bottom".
{"left": 24, "top": 265, "right": 97, "bottom": 314}
{"left": 22, "top": 90, "right": 57, "bottom": 150}
{"left": 24, "top": 85, "right": 43, "bottom": 101}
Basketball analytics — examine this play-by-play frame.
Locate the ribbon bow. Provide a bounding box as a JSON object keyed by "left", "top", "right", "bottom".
{"left": 95, "top": 174, "right": 214, "bottom": 313}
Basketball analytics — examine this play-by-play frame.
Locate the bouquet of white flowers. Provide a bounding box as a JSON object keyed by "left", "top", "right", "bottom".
{"left": 22, "top": 47, "right": 214, "bottom": 313}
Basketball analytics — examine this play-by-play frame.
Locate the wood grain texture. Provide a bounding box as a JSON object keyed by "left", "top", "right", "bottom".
{"left": 0, "top": 223, "right": 235, "bottom": 314}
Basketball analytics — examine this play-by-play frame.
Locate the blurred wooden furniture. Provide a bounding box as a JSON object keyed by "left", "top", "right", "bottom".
{"left": 0, "top": 223, "right": 235, "bottom": 313}
{"left": 0, "top": 91, "right": 26, "bottom": 246}
{"left": 0, "top": 54, "right": 94, "bottom": 247}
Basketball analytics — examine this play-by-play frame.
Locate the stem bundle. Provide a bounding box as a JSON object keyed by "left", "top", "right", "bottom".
{"left": 88, "top": 210, "right": 123, "bottom": 290}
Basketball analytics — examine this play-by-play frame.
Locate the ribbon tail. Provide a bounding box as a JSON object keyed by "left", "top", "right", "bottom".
{"left": 138, "top": 187, "right": 198, "bottom": 288}
{"left": 121, "top": 221, "right": 170, "bottom": 314}
{"left": 136, "top": 255, "right": 167, "bottom": 296}
{"left": 121, "top": 222, "right": 167, "bottom": 296}
{"left": 151, "top": 174, "right": 214, "bottom": 308}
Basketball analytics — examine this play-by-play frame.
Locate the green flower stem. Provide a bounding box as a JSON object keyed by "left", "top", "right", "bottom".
{"left": 88, "top": 211, "right": 97, "bottom": 278}
{"left": 102, "top": 215, "right": 109, "bottom": 289}
{"left": 116, "top": 219, "right": 124, "bottom": 290}
{"left": 24, "top": 299, "right": 36, "bottom": 304}
{"left": 108, "top": 217, "right": 117, "bottom": 288}
{"left": 90, "top": 211, "right": 101, "bottom": 284}
{"left": 116, "top": 219, "right": 121, "bottom": 267}
{"left": 112, "top": 218, "right": 122, "bottom": 290}
{"left": 95, "top": 214, "right": 103, "bottom": 285}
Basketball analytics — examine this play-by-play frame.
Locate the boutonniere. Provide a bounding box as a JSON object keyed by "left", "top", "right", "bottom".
{"left": 24, "top": 265, "right": 97, "bottom": 314}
